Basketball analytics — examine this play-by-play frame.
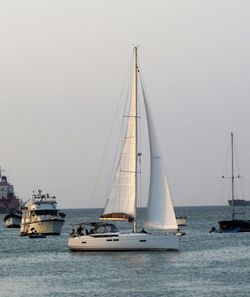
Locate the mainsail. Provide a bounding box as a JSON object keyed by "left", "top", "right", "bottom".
{"left": 100, "top": 51, "right": 137, "bottom": 221}
{"left": 142, "top": 84, "right": 178, "bottom": 231}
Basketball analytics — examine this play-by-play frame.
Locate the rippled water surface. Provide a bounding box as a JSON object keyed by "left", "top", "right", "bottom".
{"left": 1, "top": 206, "right": 250, "bottom": 297}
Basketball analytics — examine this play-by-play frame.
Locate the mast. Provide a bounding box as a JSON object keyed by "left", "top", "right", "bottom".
{"left": 231, "top": 132, "right": 235, "bottom": 220}
{"left": 133, "top": 46, "right": 138, "bottom": 233}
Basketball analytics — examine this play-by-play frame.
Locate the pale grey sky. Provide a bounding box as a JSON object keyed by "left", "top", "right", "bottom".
{"left": 1, "top": 1, "right": 250, "bottom": 208}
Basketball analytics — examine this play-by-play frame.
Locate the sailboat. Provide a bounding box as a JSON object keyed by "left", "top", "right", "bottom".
{"left": 218, "top": 133, "right": 250, "bottom": 233}
{"left": 68, "top": 47, "right": 180, "bottom": 251}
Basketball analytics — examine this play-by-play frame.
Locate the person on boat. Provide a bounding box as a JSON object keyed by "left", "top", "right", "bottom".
{"left": 70, "top": 228, "right": 76, "bottom": 237}
{"left": 77, "top": 225, "right": 83, "bottom": 235}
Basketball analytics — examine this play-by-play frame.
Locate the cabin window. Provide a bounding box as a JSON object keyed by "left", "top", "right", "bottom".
{"left": 34, "top": 210, "right": 58, "bottom": 216}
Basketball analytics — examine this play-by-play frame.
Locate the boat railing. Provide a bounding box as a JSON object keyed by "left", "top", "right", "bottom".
{"left": 32, "top": 190, "right": 57, "bottom": 204}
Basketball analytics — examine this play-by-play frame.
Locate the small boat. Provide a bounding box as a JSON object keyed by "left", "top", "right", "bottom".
{"left": 68, "top": 47, "right": 180, "bottom": 251}
{"left": 176, "top": 216, "right": 187, "bottom": 226}
{"left": 218, "top": 133, "right": 250, "bottom": 233}
{"left": 4, "top": 209, "right": 22, "bottom": 228}
{"left": 20, "top": 190, "right": 65, "bottom": 236}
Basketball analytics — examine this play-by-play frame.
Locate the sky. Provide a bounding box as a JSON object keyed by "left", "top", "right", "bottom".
{"left": 1, "top": 0, "right": 250, "bottom": 209}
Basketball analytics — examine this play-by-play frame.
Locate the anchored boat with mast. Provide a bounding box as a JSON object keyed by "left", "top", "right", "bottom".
{"left": 218, "top": 133, "right": 250, "bottom": 232}
{"left": 68, "top": 47, "right": 180, "bottom": 251}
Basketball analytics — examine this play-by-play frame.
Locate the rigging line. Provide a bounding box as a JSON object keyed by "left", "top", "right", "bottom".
{"left": 103, "top": 56, "right": 134, "bottom": 210}
{"left": 234, "top": 186, "right": 239, "bottom": 199}
{"left": 137, "top": 68, "right": 142, "bottom": 209}
{"left": 89, "top": 55, "right": 133, "bottom": 210}
{"left": 220, "top": 168, "right": 227, "bottom": 205}
{"left": 138, "top": 61, "right": 163, "bottom": 152}
{"left": 138, "top": 64, "right": 152, "bottom": 209}
{"left": 221, "top": 138, "right": 231, "bottom": 204}
{"left": 102, "top": 87, "right": 133, "bottom": 214}
{"left": 233, "top": 141, "right": 245, "bottom": 199}
{"left": 139, "top": 63, "right": 178, "bottom": 212}
{"left": 105, "top": 65, "right": 133, "bottom": 196}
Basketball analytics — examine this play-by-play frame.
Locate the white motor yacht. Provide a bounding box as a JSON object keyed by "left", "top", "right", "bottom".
{"left": 20, "top": 190, "right": 65, "bottom": 236}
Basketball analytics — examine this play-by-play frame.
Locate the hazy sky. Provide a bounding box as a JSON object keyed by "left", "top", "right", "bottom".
{"left": 1, "top": 1, "right": 250, "bottom": 209}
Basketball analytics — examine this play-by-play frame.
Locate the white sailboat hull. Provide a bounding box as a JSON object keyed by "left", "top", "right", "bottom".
{"left": 68, "top": 232, "right": 179, "bottom": 251}
{"left": 20, "top": 219, "right": 64, "bottom": 236}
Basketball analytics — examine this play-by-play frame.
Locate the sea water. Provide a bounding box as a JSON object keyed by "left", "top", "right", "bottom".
{"left": 0, "top": 206, "right": 250, "bottom": 297}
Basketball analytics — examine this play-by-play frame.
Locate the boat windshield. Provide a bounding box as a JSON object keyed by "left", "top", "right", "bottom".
{"left": 31, "top": 210, "right": 58, "bottom": 216}
{"left": 71, "top": 222, "right": 119, "bottom": 236}
{"left": 93, "top": 223, "right": 118, "bottom": 234}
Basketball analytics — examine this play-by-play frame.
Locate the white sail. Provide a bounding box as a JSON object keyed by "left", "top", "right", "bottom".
{"left": 100, "top": 56, "right": 137, "bottom": 221}
{"left": 142, "top": 87, "right": 178, "bottom": 231}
